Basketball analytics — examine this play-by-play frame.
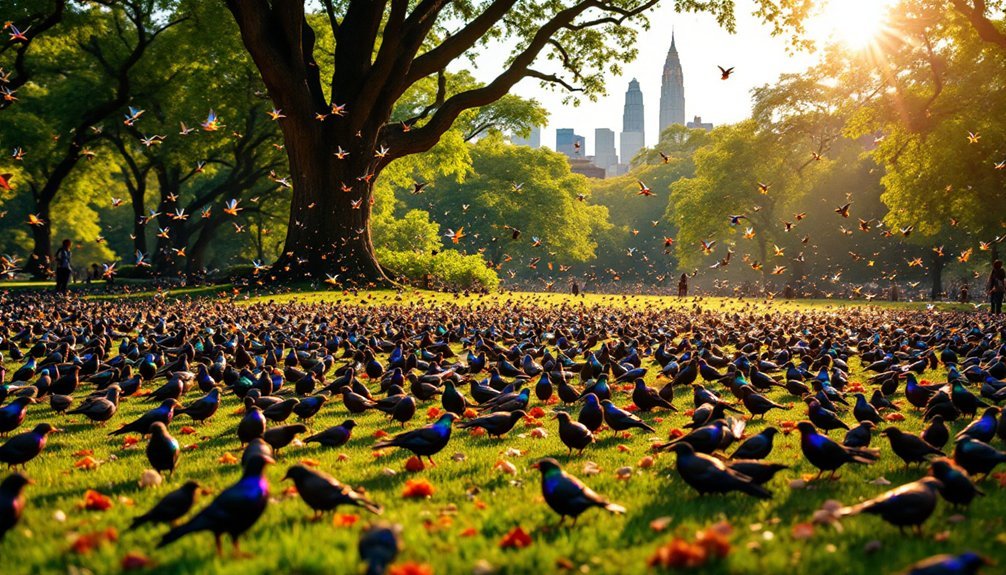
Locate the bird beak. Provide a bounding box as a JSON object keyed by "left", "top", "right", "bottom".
{"left": 530, "top": 461, "right": 541, "bottom": 470}
{"left": 52, "top": 427, "right": 63, "bottom": 433}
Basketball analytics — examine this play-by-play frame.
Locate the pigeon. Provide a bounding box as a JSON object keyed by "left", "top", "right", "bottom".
{"left": 578, "top": 393, "right": 604, "bottom": 431}
{"left": 665, "top": 442, "right": 771, "bottom": 498}
{"left": 176, "top": 388, "right": 220, "bottom": 423}
{"left": 458, "top": 410, "right": 526, "bottom": 438}
{"left": 796, "top": 421, "right": 878, "bottom": 480}
{"left": 130, "top": 480, "right": 201, "bottom": 529}
{"left": 0, "top": 423, "right": 58, "bottom": 468}
{"left": 899, "top": 552, "right": 989, "bottom": 575}
{"left": 305, "top": 420, "right": 356, "bottom": 448}
{"left": 358, "top": 522, "right": 402, "bottom": 575}
{"left": 631, "top": 378, "right": 676, "bottom": 412}
{"left": 729, "top": 427, "right": 778, "bottom": 460}
{"left": 67, "top": 387, "right": 119, "bottom": 424}
{"left": 805, "top": 397, "right": 849, "bottom": 433}
{"left": 109, "top": 399, "right": 179, "bottom": 436}
{"left": 292, "top": 395, "right": 328, "bottom": 420}
{"left": 534, "top": 457, "right": 625, "bottom": 524}
{"left": 283, "top": 464, "right": 383, "bottom": 519}
{"left": 838, "top": 477, "right": 943, "bottom": 534}
{"left": 146, "top": 421, "right": 180, "bottom": 478}
{"left": 929, "top": 457, "right": 983, "bottom": 508}
{"left": 158, "top": 455, "right": 274, "bottom": 555}
{"left": 238, "top": 400, "right": 267, "bottom": 445}
{"left": 263, "top": 423, "right": 307, "bottom": 454}
{"left": 372, "top": 413, "right": 459, "bottom": 465}
{"left": 555, "top": 411, "right": 594, "bottom": 455}
{"left": 882, "top": 427, "right": 944, "bottom": 467}
{"left": 953, "top": 437, "right": 1006, "bottom": 478}
{"left": 600, "top": 399, "right": 655, "bottom": 433}
{"left": 843, "top": 421, "right": 877, "bottom": 448}
{"left": 0, "top": 473, "right": 31, "bottom": 541}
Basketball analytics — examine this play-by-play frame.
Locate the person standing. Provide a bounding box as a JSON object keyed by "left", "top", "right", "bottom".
{"left": 54, "top": 239, "right": 72, "bottom": 293}
{"left": 987, "top": 260, "right": 1005, "bottom": 315}
{"left": 677, "top": 273, "right": 688, "bottom": 298}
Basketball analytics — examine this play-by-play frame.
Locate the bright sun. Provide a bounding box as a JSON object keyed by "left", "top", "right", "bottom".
{"left": 811, "top": 0, "right": 897, "bottom": 50}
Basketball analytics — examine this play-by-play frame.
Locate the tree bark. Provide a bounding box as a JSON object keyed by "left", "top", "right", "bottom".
{"left": 930, "top": 252, "right": 945, "bottom": 301}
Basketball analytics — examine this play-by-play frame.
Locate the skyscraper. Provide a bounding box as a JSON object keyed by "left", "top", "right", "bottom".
{"left": 556, "top": 128, "right": 585, "bottom": 158}
{"left": 620, "top": 79, "right": 645, "bottom": 167}
{"left": 511, "top": 126, "right": 541, "bottom": 148}
{"left": 593, "top": 128, "right": 617, "bottom": 171}
{"left": 659, "top": 33, "right": 685, "bottom": 134}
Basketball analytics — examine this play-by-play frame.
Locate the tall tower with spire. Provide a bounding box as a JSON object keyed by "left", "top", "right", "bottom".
{"left": 659, "top": 32, "right": 685, "bottom": 134}
{"left": 620, "top": 78, "right": 645, "bottom": 166}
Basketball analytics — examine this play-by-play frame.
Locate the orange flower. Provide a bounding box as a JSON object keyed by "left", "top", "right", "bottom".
{"left": 402, "top": 479, "right": 435, "bottom": 499}
{"left": 780, "top": 421, "right": 798, "bottom": 434}
{"left": 427, "top": 407, "right": 444, "bottom": 420}
{"left": 121, "top": 551, "right": 153, "bottom": 570}
{"left": 372, "top": 450, "right": 387, "bottom": 458}
{"left": 300, "top": 458, "right": 321, "bottom": 468}
{"left": 405, "top": 456, "right": 426, "bottom": 472}
{"left": 474, "top": 499, "right": 487, "bottom": 510}
{"left": 81, "top": 490, "right": 113, "bottom": 511}
{"left": 463, "top": 408, "right": 479, "bottom": 419}
{"left": 528, "top": 407, "right": 546, "bottom": 418}
{"left": 388, "top": 562, "right": 433, "bottom": 575}
{"left": 122, "top": 436, "right": 140, "bottom": 448}
{"left": 683, "top": 409, "right": 695, "bottom": 417}
{"left": 333, "top": 514, "right": 359, "bottom": 527}
{"left": 885, "top": 413, "right": 905, "bottom": 422}
{"left": 218, "top": 452, "right": 238, "bottom": 465}
{"left": 283, "top": 485, "right": 298, "bottom": 497}
{"left": 374, "top": 430, "right": 389, "bottom": 439}
{"left": 499, "top": 526, "right": 532, "bottom": 549}
{"left": 179, "top": 426, "right": 197, "bottom": 435}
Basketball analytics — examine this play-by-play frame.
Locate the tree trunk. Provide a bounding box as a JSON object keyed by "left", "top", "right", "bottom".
{"left": 930, "top": 251, "right": 945, "bottom": 301}
{"left": 271, "top": 122, "right": 389, "bottom": 285}
{"left": 26, "top": 201, "right": 52, "bottom": 279}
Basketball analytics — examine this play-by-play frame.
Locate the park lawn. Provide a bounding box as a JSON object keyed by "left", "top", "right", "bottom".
{"left": 0, "top": 290, "right": 1000, "bottom": 575}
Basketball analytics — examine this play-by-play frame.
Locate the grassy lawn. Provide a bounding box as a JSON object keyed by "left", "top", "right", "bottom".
{"left": 0, "top": 288, "right": 998, "bottom": 574}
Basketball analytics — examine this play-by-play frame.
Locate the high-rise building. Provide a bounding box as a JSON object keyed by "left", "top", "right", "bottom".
{"left": 593, "top": 128, "right": 617, "bottom": 171}
{"left": 659, "top": 33, "right": 686, "bottom": 135}
{"left": 686, "top": 116, "right": 714, "bottom": 132}
{"left": 620, "top": 79, "right": 645, "bottom": 167}
{"left": 556, "top": 128, "right": 585, "bottom": 158}
{"left": 511, "top": 126, "right": 541, "bottom": 148}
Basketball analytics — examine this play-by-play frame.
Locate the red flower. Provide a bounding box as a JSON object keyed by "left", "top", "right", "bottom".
{"left": 81, "top": 489, "right": 113, "bottom": 511}
{"left": 121, "top": 551, "right": 153, "bottom": 570}
{"left": 388, "top": 563, "right": 433, "bottom": 575}
{"left": 499, "top": 526, "right": 532, "bottom": 549}
{"left": 402, "top": 479, "right": 435, "bottom": 499}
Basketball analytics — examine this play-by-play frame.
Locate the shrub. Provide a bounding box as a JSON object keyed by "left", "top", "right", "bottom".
{"left": 378, "top": 249, "right": 499, "bottom": 290}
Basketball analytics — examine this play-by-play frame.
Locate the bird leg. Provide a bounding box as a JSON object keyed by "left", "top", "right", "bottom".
{"left": 214, "top": 534, "right": 223, "bottom": 556}
{"left": 427, "top": 456, "right": 437, "bottom": 467}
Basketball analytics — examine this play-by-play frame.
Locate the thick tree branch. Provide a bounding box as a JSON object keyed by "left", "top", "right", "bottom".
{"left": 950, "top": 0, "right": 1006, "bottom": 50}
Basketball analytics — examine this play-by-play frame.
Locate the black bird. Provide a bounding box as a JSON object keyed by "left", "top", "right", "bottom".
{"left": 843, "top": 421, "right": 877, "bottom": 448}
{"left": 899, "top": 552, "right": 989, "bottom": 575}
{"left": 805, "top": 398, "right": 849, "bottom": 433}
{"left": 953, "top": 437, "right": 1006, "bottom": 478}
{"left": 555, "top": 411, "right": 594, "bottom": 455}
{"left": 158, "top": 455, "right": 274, "bottom": 555}
{"left": 0, "top": 423, "right": 58, "bottom": 468}
{"left": 838, "top": 477, "right": 943, "bottom": 534}
{"left": 372, "top": 413, "right": 459, "bottom": 465}
{"left": 129, "top": 480, "right": 200, "bottom": 529}
{"left": 665, "top": 442, "right": 771, "bottom": 499}
{"left": 882, "top": 427, "right": 944, "bottom": 467}
{"left": 631, "top": 379, "right": 675, "bottom": 412}
{"left": 853, "top": 393, "right": 882, "bottom": 424}
{"left": 725, "top": 460, "right": 789, "bottom": 485}
{"left": 359, "top": 522, "right": 402, "bottom": 575}
{"left": 263, "top": 424, "right": 308, "bottom": 454}
{"left": 600, "top": 399, "right": 655, "bottom": 433}
{"left": 534, "top": 457, "right": 625, "bottom": 524}
{"left": 146, "top": 421, "right": 180, "bottom": 478}
{"left": 241, "top": 438, "right": 274, "bottom": 468}
{"left": 0, "top": 473, "right": 31, "bottom": 541}
{"left": 797, "top": 421, "right": 879, "bottom": 480}
{"left": 578, "top": 393, "right": 604, "bottom": 431}
{"left": 67, "top": 387, "right": 119, "bottom": 424}
{"left": 49, "top": 394, "right": 73, "bottom": 415}
{"left": 922, "top": 415, "right": 950, "bottom": 449}
{"left": 238, "top": 400, "right": 267, "bottom": 445}
{"left": 292, "top": 395, "right": 327, "bottom": 420}
{"left": 305, "top": 420, "right": 356, "bottom": 448}
{"left": 390, "top": 395, "right": 416, "bottom": 427}
{"left": 176, "top": 388, "right": 221, "bottom": 423}
{"left": 929, "top": 457, "right": 983, "bottom": 508}
{"left": 0, "top": 397, "right": 34, "bottom": 435}
{"left": 458, "top": 410, "right": 526, "bottom": 438}
{"left": 660, "top": 420, "right": 739, "bottom": 454}
{"left": 956, "top": 407, "right": 999, "bottom": 443}
{"left": 729, "top": 427, "right": 778, "bottom": 460}
{"left": 441, "top": 381, "right": 472, "bottom": 416}
{"left": 283, "top": 464, "right": 383, "bottom": 519}
{"left": 263, "top": 397, "right": 300, "bottom": 422}
{"left": 109, "top": 399, "right": 178, "bottom": 436}
{"left": 739, "top": 387, "right": 788, "bottom": 419}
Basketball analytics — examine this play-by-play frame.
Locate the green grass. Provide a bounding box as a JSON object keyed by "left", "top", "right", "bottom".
{"left": 0, "top": 290, "right": 1000, "bottom": 574}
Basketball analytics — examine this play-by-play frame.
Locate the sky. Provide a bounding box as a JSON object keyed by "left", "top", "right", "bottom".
{"left": 471, "top": 1, "right": 827, "bottom": 157}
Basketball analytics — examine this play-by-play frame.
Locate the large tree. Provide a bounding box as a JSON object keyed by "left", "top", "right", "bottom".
{"left": 223, "top": 0, "right": 741, "bottom": 284}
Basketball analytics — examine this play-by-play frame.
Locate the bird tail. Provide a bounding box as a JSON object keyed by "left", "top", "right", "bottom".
{"left": 848, "top": 447, "right": 880, "bottom": 464}
{"left": 603, "top": 502, "right": 626, "bottom": 514}
{"left": 741, "top": 482, "right": 773, "bottom": 500}
{"left": 372, "top": 439, "right": 397, "bottom": 450}
{"left": 157, "top": 517, "right": 204, "bottom": 548}
{"left": 128, "top": 514, "right": 149, "bottom": 531}
{"left": 108, "top": 425, "right": 131, "bottom": 436}
{"left": 837, "top": 503, "right": 866, "bottom": 517}
{"left": 640, "top": 422, "right": 656, "bottom": 433}
{"left": 354, "top": 495, "right": 384, "bottom": 516}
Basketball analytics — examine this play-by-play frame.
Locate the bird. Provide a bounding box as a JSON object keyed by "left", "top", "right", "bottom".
{"left": 843, "top": 421, "right": 877, "bottom": 448}
{"left": 158, "top": 455, "right": 274, "bottom": 555}
{"left": 262, "top": 423, "right": 307, "bottom": 454}
{"left": 304, "top": 420, "right": 356, "bottom": 448}
{"left": 881, "top": 427, "right": 944, "bottom": 467}
{"left": 358, "top": 522, "right": 402, "bottom": 575}
{"left": 238, "top": 399, "right": 267, "bottom": 445}
{"left": 109, "top": 399, "right": 178, "bottom": 436}
{"left": 929, "top": 457, "right": 984, "bottom": 508}
{"left": 67, "top": 387, "right": 119, "bottom": 424}
{"left": 838, "top": 477, "right": 943, "bottom": 534}
{"left": 458, "top": 410, "right": 526, "bottom": 438}
{"left": 146, "top": 421, "right": 180, "bottom": 478}
{"left": 0, "top": 473, "right": 30, "bottom": 541}
{"left": 130, "top": 481, "right": 201, "bottom": 530}
{"left": 0, "top": 423, "right": 57, "bottom": 468}
{"left": 805, "top": 397, "right": 849, "bottom": 433}
{"left": 555, "top": 411, "right": 594, "bottom": 455}
{"left": 372, "top": 413, "right": 459, "bottom": 465}
{"left": 283, "top": 464, "right": 383, "bottom": 519}
{"left": 899, "top": 552, "right": 989, "bottom": 575}
{"left": 631, "top": 379, "right": 675, "bottom": 412}
{"left": 922, "top": 415, "right": 950, "bottom": 449}
{"left": 534, "top": 458, "right": 625, "bottom": 524}
{"left": 176, "top": 388, "right": 220, "bottom": 423}
{"left": 718, "top": 65, "right": 735, "bottom": 80}
{"left": 0, "top": 397, "right": 34, "bottom": 435}
{"left": 796, "top": 421, "right": 879, "bottom": 480}
{"left": 665, "top": 442, "right": 771, "bottom": 499}
{"left": 729, "top": 427, "right": 778, "bottom": 460}
{"left": 600, "top": 399, "right": 654, "bottom": 433}
{"left": 953, "top": 437, "right": 1006, "bottom": 478}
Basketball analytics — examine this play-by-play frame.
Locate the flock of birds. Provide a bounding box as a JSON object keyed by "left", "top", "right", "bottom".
{"left": 0, "top": 292, "right": 1000, "bottom": 573}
